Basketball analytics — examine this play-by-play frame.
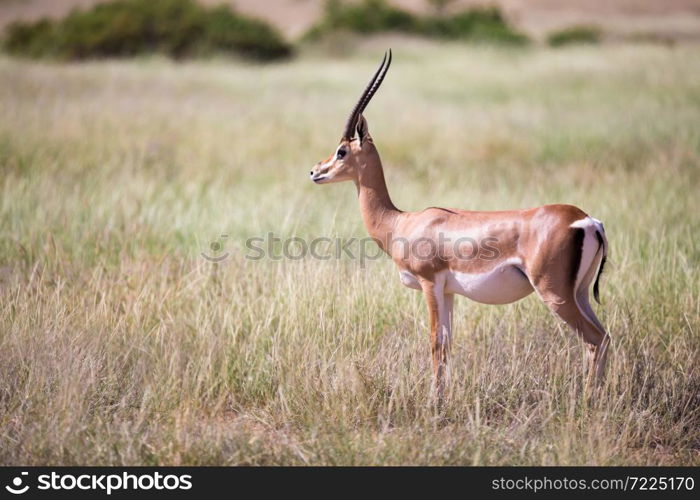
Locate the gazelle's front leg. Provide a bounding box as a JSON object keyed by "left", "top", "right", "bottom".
{"left": 420, "top": 274, "right": 452, "bottom": 406}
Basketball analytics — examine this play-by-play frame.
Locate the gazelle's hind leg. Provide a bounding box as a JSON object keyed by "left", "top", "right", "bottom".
{"left": 575, "top": 251, "right": 610, "bottom": 386}
{"left": 528, "top": 225, "right": 610, "bottom": 389}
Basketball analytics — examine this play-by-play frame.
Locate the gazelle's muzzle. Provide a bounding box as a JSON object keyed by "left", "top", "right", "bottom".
{"left": 310, "top": 171, "right": 328, "bottom": 183}
{"left": 310, "top": 160, "right": 332, "bottom": 183}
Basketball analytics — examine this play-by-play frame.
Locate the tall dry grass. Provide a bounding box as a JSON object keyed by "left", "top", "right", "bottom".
{"left": 0, "top": 41, "right": 698, "bottom": 464}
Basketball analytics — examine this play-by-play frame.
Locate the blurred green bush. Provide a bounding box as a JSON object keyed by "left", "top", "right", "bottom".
{"left": 2, "top": 0, "right": 292, "bottom": 61}
{"left": 308, "top": 0, "right": 418, "bottom": 36}
{"left": 547, "top": 26, "right": 601, "bottom": 47}
{"left": 305, "top": 0, "right": 529, "bottom": 45}
{"left": 421, "top": 8, "right": 529, "bottom": 44}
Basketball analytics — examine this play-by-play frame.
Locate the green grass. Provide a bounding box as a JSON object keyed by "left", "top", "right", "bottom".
{"left": 0, "top": 42, "right": 699, "bottom": 465}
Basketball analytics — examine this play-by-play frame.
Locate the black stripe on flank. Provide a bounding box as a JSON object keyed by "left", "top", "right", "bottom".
{"left": 570, "top": 227, "right": 586, "bottom": 286}
{"left": 593, "top": 229, "right": 606, "bottom": 304}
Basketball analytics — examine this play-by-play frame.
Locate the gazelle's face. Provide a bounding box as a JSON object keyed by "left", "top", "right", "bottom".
{"left": 310, "top": 140, "right": 358, "bottom": 184}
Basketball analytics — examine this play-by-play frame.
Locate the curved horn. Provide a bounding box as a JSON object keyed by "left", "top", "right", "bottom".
{"left": 342, "top": 49, "right": 392, "bottom": 140}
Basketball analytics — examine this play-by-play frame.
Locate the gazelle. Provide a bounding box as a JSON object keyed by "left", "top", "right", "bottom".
{"left": 310, "top": 50, "right": 610, "bottom": 402}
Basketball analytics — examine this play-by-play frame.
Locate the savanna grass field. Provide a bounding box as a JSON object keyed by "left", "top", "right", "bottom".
{"left": 1, "top": 39, "right": 699, "bottom": 465}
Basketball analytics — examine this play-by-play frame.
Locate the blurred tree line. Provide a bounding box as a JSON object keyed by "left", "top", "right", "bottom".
{"left": 2, "top": 0, "right": 602, "bottom": 62}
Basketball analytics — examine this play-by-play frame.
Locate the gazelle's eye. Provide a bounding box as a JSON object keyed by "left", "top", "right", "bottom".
{"left": 336, "top": 149, "right": 347, "bottom": 159}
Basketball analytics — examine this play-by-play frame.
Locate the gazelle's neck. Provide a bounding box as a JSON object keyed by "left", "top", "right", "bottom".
{"left": 354, "top": 150, "right": 400, "bottom": 252}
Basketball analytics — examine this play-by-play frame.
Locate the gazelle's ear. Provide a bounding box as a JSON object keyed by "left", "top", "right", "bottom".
{"left": 355, "top": 115, "right": 371, "bottom": 145}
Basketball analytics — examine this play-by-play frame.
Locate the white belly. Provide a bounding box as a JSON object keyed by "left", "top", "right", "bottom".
{"left": 445, "top": 264, "right": 534, "bottom": 305}
{"left": 399, "top": 270, "right": 422, "bottom": 290}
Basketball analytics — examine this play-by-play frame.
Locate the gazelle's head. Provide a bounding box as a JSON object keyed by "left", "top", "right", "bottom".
{"left": 310, "top": 50, "right": 391, "bottom": 185}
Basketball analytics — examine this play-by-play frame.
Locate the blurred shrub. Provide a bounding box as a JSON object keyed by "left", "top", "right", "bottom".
{"left": 547, "top": 26, "right": 601, "bottom": 47}
{"left": 2, "top": 0, "right": 292, "bottom": 61}
{"left": 3, "top": 19, "right": 58, "bottom": 58}
{"left": 421, "top": 8, "right": 530, "bottom": 45}
{"left": 197, "top": 5, "right": 292, "bottom": 60}
{"left": 305, "top": 0, "right": 528, "bottom": 46}
{"left": 305, "top": 0, "right": 418, "bottom": 39}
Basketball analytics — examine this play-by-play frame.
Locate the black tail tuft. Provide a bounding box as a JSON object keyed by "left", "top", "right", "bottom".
{"left": 593, "top": 230, "right": 606, "bottom": 304}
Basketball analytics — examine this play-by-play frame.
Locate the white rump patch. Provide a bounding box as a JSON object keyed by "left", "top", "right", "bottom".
{"left": 570, "top": 217, "right": 595, "bottom": 229}
{"left": 570, "top": 216, "right": 607, "bottom": 333}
